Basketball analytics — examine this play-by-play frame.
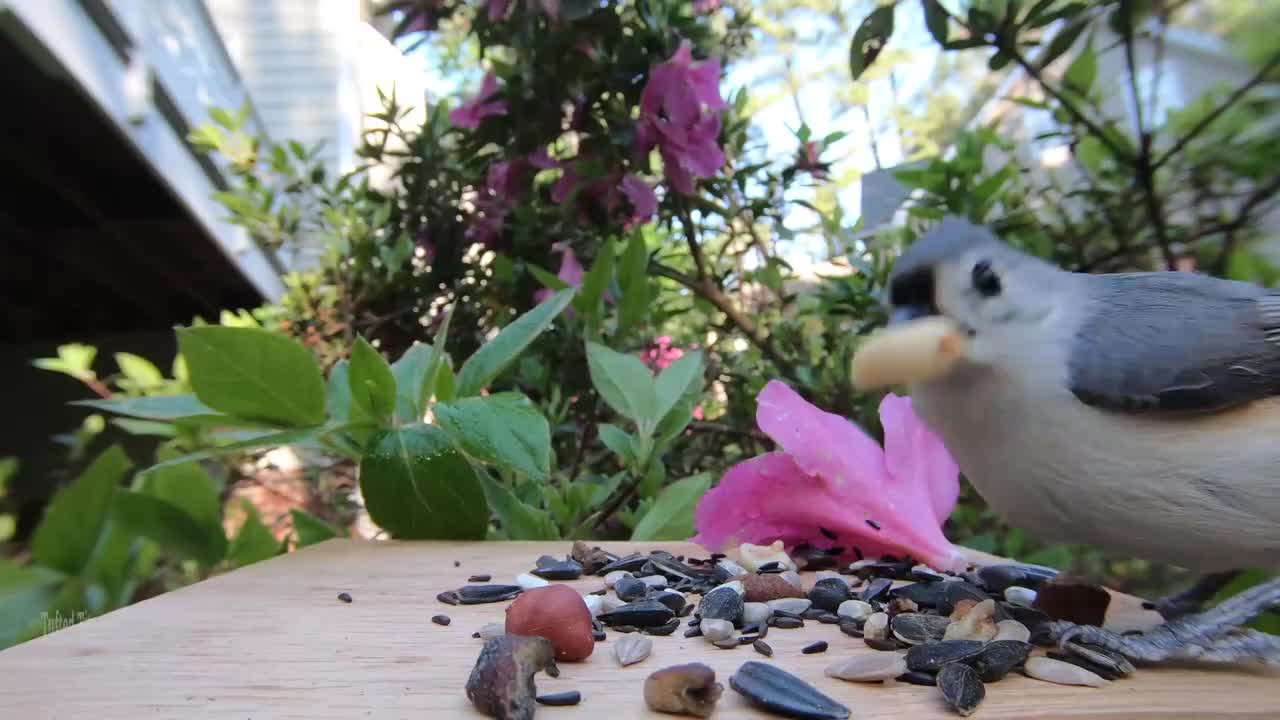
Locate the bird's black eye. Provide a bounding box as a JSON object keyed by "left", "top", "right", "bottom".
{"left": 971, "top": 259, "right": 1001, "bottom": 297}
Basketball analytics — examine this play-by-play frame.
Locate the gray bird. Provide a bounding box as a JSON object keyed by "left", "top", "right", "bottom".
{"left": 885, "top": 215, "right": 1280, "bottom": 665}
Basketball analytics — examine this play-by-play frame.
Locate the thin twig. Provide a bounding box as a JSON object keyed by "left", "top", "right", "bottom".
{"left": 676, "top": 206, "right": 799, "bottom": 383}
{"left": 1154, "top": 50, "right": 1280, "bottom": 170}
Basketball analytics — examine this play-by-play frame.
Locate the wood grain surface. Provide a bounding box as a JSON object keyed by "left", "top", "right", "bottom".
{"left": 1, "top": 540, "right": 1276, "bottom": 719}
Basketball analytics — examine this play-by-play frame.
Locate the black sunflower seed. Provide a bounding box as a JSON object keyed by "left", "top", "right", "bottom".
{"left": 531, "top": 560, "right": 583, "bottom": 581}
{"left": 970, "top": 640, "right": 1031, "bottom": 682}
{"left": 859, "top": 578, "right": 893, "bottom": 603}
{"left": 615, "top": 576, "right": 650, "bottom": 602}
{"left": 769, "top": 616, "right": 804, "bottom": 629}
{"left": 598, "top": 600, "right": 675, "bottom": 629}
{"left": 597, "top": 553, "right": 649, "bottom": 575}
{"left": 450, "top": 585, "right": 524, "bottom": 605}
{"left": 536, "top": 691, "right": 582, "bottom": 706}
{"left": 730, "top": 661, "right": 850, "bottom": 720}
{"left": 643, "top": 618, "right": 682, "bottom": 636}
{"left": 801, "top": 641, "right": 828, "bottom": 654}
{"left": 431, "top": 614, "right": 451, "bottom": 626}
{"left": 938, "top": 662, "right": 985, "bottom": 717}
{"left": 337, "top": 592, "right": 353, "bottom": 603}
{"left": 896, "top": 670, "right": 938, "bottom": 686}
{"left": 753, "top": 639, "right": 774, "bottom": 656}
{"left": 906, "top": 640, "right": 986, "bottom": 672}
{"left": 699, "top": 586, "right": 745, "bottom": 625}
{"left": 864, "top": 637, "right": 903, "bottom": 651}
{"left": 977, "top": 563, "right": 1059, "bottom": 593}
{"left": 467, "top": 574, "right": 491, "bottom": 583}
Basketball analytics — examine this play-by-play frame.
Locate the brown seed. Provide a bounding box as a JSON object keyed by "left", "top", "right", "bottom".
{"left": 465, "top": 635, "right": 559, "bottom": 720}
{"left": 802, "top": 641, "right": 829, "bottom": 654}
{"left": 1032, "top": 577, "right": 1111, "bottom": 627}
{"left": 505, "top": 585, "right": 595, "bottom": 662}
{"left": 944, "top": 598, "right": 998, "bottom": 642}
{"left": 644, "top": 663, "right": 723, "bottom": 718}
{"left": 753, "top": 640, "right": 774, "bottom": 657}
{"left": 743, "top": 573, "right": 806, "bottom": 602}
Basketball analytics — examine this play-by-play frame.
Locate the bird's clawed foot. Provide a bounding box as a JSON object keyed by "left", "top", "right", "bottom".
{"left": 1142, "top": 570, "right": 1241, "bottom": 620}
{"left": 1048, "top": 576, "right": 1280, "bottom": 666}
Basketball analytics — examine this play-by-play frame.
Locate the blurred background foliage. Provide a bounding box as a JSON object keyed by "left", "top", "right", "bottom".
{"left": 3, "top": 0, "right": 1279, "bottom": 646}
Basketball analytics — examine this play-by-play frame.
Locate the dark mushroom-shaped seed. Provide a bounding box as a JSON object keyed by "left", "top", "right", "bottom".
{"left": 431, "top": 614, "right": 451, "bottom": 626}
{"left": 465, "top": 635, "right": 559, "bottom": 720}
{"left": 337, "top": 592, "right": 352, "bottom": 603}
{"left": 644, "top": 663, "right": 724, "bottom": 718}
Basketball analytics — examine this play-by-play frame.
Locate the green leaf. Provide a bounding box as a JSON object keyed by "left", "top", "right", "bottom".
{"left": 586, "top": 341, "right": 658, "bottom": 429}
{"left": 109, "top": 418, "right": 178, "bottom": 437}
{"left": 348, "top": 336, "right": 397, "bottom": 424}
{"left": 290, "top": 509, "right": 339, "bottom": 547}
{"left": 0, "top": 457, "right": 18, "bottom": 499}
{"left": 597, "top": 423, "right": 634, "bottom": 463}
{"left": 653, "top": 351, "right": 704, "bottom": 424}
{"left": 422, "top": 303, "right": 456, "bottom": 405}
{"left": 574, "top": 241, "right": 615, "bottom": 327}
{"left": 1036, "top": 16, "right": 1088, "bottom": 71}
{"left": 177, "top": 326, "right": 326, "bottom": 427}
{"left": 141, "top": 425, "right": 338, "bottom": 473}
{"left": 630, "top": 473, "right": 711, "bottom": 541}
{"left": 479, "top": 474, "right": 558, "bottom": 540}
{"left": 227, "top": 501, "right": 281, "bottom": 568}
{"left": 434, "top": 393, "right": 551, "bottom": 480}
{"left": 210, "top": 106, "right": 238, "bottom": 130}
{"left": 922, "top": 0, "right": 949, "bottom": 45}
{"left": 528, "top": 264, "right": 570, "bottom": 292}
{"left": 141, "top": 455, "right": 222, "bottom": 530}
{"left": 32, "top": 343, "right": 97, "bottom": 381}
{"left": 114, "top": 353, "right": 165, "bottom": 388}
{"left": 455, "top": 289, "right": 574, "bottom": 397}
{"left": 1075, "top": 135, "right": 1107, "bottom": 173}
{"left": 1212, "top": 570, "right": 1280, "bottom": 634}
{"left": 326, "top": 359, "right": 353, "bottom": 421}
{"left": 1062, "top": 35, "right": 1097, "bottom": 95}
{"left": 390, "top": 342, "right": 448, "bottom": 422}
{"left": 0, "top": 561, "right": 65, "bottom": 649}
{"left": 358, "top": 424, "right": 488, "bottom": 539}
{"left": 112, "top": 492, "right": 227, "bottom": 567}
{"left": 32, "top": 446, "right": 132, "bottom": 575}
{"left": 73, "top": 394, "right": 218, "bottom": 421}
{"left": 849, "top": 4, "right": 896, "bottom": 82}
{"left": 616, "top": 232, "right": 649, "bottom": 336}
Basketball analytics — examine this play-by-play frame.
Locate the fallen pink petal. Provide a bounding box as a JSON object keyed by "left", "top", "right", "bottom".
{"left": 692, "top": 380, "right": 964, "bottom": 571}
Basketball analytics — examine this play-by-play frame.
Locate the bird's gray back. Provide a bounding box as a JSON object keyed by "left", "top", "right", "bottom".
{"left": 1068, "top": 272, "right": 1280, "bottom": 413}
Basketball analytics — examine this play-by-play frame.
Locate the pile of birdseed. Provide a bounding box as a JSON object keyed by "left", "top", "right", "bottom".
{"left": 437, "top": 541, "right": 1132, "bottom": 719}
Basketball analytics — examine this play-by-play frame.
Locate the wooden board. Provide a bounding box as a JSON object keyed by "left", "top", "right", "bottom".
{"left": 1, "top": 540, "right": 1276, "bottom": 719}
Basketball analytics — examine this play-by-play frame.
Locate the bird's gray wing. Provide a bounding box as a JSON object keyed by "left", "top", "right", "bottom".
{"left": 1068, "top": 272, "right": 1280, "bottom": 413}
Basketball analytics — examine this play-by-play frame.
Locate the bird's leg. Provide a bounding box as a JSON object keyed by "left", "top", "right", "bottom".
{"left": 1049, "top": 576, "right": 1280, "bottom": 666}
{"left": 1142, "top": 570, "right": 1242, "bottom": 620}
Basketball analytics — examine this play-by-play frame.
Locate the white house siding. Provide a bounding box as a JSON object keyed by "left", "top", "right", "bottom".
{"left": 205, "top": 0, "right": 360, "bottom": 178}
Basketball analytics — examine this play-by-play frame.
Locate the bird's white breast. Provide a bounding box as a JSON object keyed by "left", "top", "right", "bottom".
{"left": 912, "top": 369, "right": 1280, "bottom": 573}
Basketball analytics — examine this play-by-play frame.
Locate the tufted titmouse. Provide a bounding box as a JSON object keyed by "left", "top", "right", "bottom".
{"left": 879, "top": 215, "right": 1280, "bottom": 665}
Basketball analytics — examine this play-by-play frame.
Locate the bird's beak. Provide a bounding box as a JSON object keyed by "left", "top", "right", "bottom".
{"left": 889, "top": 304, "right": 934, "bottom": 326}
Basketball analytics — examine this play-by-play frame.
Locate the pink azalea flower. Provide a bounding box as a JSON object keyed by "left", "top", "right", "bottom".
{"left": 693, "top": 0, "right": 721, "bottom": 11}
{"left": 635, "top": 40, "right": 726, "bottom": 195}
{"left": 466, "top": 159, "right": 527, "bottom": 245}
{"left": 484, "top": 0, "right": 512, "bottom": 21}
{"left": 641, "top": 336, "right": 686, "bottom": 371}
{"left": 795, "top": 141, "right": 828, "bottom": 180}
{"left": 449, "top": 71, "right": 507, "bottom": 129}
{"left": 692, "top": 380, "right": 965, "bottom": 571}
{"left": 528, "top": 146, "right": 559, "bottom": 170}
{"left": 534, "top": 244, "right": 585, "bottom": 304}
{"left": 619, "top": 174, "right": 658, "bottom": 228}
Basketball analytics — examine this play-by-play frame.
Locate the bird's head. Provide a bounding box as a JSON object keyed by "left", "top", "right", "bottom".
{"left": 883, "top": 216, "right": 1070, "bottom": 376}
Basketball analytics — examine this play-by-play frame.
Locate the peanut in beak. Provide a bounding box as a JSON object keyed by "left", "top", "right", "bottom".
{"left": 850, "top": 316, "right": 969, "bottom": 389}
